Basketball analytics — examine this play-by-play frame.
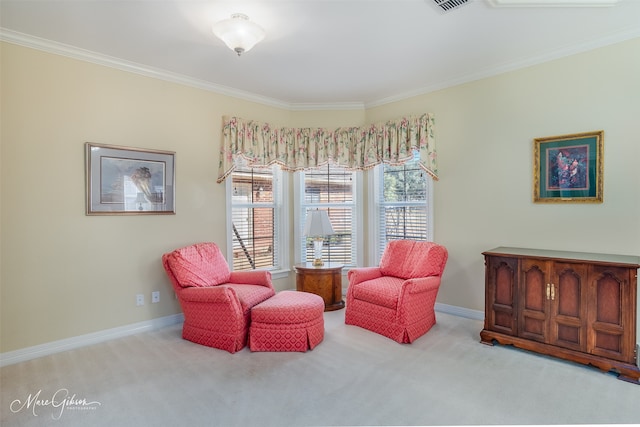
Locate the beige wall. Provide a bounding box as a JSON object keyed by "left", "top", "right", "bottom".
{"left": 0, "top": 43, "right": 294, "bottom": 352}
{"left": 2, "top": 38, "right": 639, "bottom": 353}
{"left": 368, "top": 38, "right": 640, "bottom": 314}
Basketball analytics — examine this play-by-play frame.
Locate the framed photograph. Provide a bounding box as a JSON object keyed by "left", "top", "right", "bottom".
{"left": 85, "top": 142, "right": 175, "bottom": 215}
{"left": 533, "top": 131, "right": 603, "bottom": 204}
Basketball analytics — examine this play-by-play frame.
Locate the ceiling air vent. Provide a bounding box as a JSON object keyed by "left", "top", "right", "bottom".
{"left": 432, "top": 0, "right": 472, "bottom": 12}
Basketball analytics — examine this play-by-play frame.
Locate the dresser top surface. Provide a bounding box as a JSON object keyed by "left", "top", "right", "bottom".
{"left": 294, "top": 262, "right": 344, "bottom": 271}
{"left": 483, "top": 246, "right": 640, "bottom": 268}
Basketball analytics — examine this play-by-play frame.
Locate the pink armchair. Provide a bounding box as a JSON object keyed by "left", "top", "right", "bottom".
{"left": 162, "top": 242, "right": 275, "bottom": 353}
{"left": 345, "top": 240, "right": 448, "bottom": 343}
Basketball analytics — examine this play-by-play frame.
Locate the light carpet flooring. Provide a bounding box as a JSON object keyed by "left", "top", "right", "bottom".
{"left": 2, "top": 310, "right": 639, "bottom": 427}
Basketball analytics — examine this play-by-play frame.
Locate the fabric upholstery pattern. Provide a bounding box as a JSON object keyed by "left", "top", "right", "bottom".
{"left": 165, "top": 242, "right": 231, "bottom": 287}
{"left": 249, "top": 291, "right": 324, "bottom": 352}
{"left": 345, "top": 240, "right": 448, "bottom": 344}
{"left": 224, "top": 284, "right": 275, "bottom": 314}
{"left": 162, "top": 242, "right": 275, "bottom": 353}
{"left": 379, "top": 240, "right": 447, "bottom": 279}
{"left": 350, "top": 276, "right": 404, "bottom": 309}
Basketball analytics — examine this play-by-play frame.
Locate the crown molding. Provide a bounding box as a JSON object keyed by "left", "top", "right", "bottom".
{"left": 0, "top": 28, "right": 365, "bottom": 111}
{"left": 366, "top": 27, "right": 640, "bottom": 109}
{"left": 2, "top": 27, "right": 639, "bottom": 111}
{"left": 289, "top": 102, "right": 365, "bottom": 111}
{"left": 0, "top": 28, "right": 294, "bottom": 110}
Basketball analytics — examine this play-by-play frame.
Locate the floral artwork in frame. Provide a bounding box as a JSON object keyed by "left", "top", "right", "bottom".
{"left": 85, "top": 142, "right": 176, "bottom": 215}
{"left": 533, "top": 130, "right": 603, "bottom": 203}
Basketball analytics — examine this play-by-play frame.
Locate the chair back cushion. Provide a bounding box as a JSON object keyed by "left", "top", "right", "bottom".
{"left": 164, "top": 242, "right": 231, "bottom": 288}
{"left": 379, "top": 240, "right": 447, "bottom": 280}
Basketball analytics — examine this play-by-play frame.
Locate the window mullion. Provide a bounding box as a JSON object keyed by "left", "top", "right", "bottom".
{"left": 300, "top": 164, "right": 356, "bottom": 267}
{"left": 229, "top": 166, "right": 278, "bottom": 271}
{"left": 375, "top": 153, "right": 432, "bottom": 263}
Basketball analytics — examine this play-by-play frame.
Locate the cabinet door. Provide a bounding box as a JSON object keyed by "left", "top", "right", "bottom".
{"left": 485, "top": 256, "right": 518, "bottom": 336}
{"left": 587, "top": 266, "right": 635, "bottom": 363}
{"left": 519, "top": 259, "right": 549, "bottom": 343}
{"left": 548, "top": 262, "right": 588, "bottom": 352}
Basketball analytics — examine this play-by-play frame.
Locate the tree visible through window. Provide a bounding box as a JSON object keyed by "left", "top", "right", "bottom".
{"left": 376, "top": 153, "right": 432, "bottom": 262}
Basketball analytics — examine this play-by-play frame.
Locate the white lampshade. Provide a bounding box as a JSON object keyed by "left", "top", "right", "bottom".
{"left": 304, "top": 210, "right": 334, "bottom": 267}
{"left": 303, "top": 210, "right": 334, "bottom": 237}
{"left": 212, "top": 13, "right": 265, "bottom": 56}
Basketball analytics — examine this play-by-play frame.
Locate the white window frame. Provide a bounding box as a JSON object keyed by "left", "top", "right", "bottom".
{"left": 225, "top": 166, "right": 290, "bottom": 279}
{"left": 368, "top": 161, "right": 434, "bottom": 266}
{"left": 294, "top": 167, "right": 363, "bottom": 271}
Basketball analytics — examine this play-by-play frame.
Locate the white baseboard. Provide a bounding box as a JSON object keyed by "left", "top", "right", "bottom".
{"left": 435, "top": 302, "right": 484, "bottom": 321}
{"left": 1, "top": 304, "right": 482, "bottom": 367}
{"left": 0, "top": 313, "right": 184, "bottom": 367}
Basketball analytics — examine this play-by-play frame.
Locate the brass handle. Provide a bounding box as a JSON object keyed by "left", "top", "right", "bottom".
{"left": 550, "top": 283, "right": 555, "bottom": 301}
{"left": 546, "top": 283, "right": 551, "bottom": 300}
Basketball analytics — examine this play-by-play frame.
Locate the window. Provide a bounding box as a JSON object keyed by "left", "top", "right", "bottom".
{"left": 370, "top": 152, "right": 433, "bottom": 263}
{"left": 226, "top": 166, "right": 288, "bottom": 273}
{"left": 296, "top": 164, "right": 361, "bottom": 268}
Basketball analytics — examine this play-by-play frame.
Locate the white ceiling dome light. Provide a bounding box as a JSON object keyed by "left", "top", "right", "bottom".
{"left": 212, "top": 13, "right": 266, "bottom": 56}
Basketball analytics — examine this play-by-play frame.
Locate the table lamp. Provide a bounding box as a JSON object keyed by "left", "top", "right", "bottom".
{"left": 303, "top": 209, "right": 334, "bottom": 267}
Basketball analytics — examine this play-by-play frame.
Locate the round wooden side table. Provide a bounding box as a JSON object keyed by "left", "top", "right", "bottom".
{"left": 294, "top": 262, "right": 345, "bottom": 311}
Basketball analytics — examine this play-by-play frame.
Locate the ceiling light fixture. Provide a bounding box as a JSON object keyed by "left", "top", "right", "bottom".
{"left": 212, "top": 13, "right": 265, "bottom": 56}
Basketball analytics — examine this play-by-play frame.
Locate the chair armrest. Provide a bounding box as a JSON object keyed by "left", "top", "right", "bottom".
{"left": 178, "top": 286, "right": 235, "bottom": 303}
{"left": 403, "top": 276, "right": 441, "bottom": 294}
{"left": 348, "top": 267, "right": 382, "bottom": 286}
{"left": 228, "top": 270, "right": 273, "bottom": 289}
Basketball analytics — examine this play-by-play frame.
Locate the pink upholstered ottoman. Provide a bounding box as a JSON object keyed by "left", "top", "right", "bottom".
{"left": 249, "top": 291, "right": 324, "bottom": 352}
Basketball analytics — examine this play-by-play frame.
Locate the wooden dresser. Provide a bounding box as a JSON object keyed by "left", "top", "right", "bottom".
{"left": 480, "top": 247, "right": 640, "bottom": 384}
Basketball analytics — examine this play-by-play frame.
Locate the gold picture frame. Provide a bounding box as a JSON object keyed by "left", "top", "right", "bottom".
{"left": 533, "top": 131, "right": 603, "bottom": 204}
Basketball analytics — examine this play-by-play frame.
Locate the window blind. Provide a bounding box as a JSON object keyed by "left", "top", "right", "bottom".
{"left": 300, "top": 165, "right": 356, "bottom": 266}
{"left": 376, "top": 155, "right": 430, "bottom": 263}
{"left": 231, "top": 167, "right": 279, "bottom": 270}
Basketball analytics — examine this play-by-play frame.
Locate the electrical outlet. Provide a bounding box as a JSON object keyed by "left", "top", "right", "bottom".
{"left": 136, "top": 294, "right": 145, "bottom": 306}
{"left": 151, "top": 291, "right": 160, "bottom": 303}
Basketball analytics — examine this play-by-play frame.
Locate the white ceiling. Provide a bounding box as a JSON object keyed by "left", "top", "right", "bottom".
{"left": 1, "top": 0, "right": 640, "bottom": 108}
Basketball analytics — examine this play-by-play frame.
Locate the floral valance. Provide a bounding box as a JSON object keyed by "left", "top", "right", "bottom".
{"left": 216, "top": 113, "right": 437, "bottom": 183}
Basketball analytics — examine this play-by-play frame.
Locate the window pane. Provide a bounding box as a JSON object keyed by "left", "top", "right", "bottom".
{"left": 301, "top": 165, "right": 356, "bottom": 266}
{"left": 231, "top": 207, "right": 275, "bottom": 270}
{"left": 304, "top": 166, "right": 353, "bottom": 204}
{"left": 250, "top": 169, "right": 273, "bottom": 203}
{"left": 383, "top": 206, "right": 428, "bottom": 241}
{"left": 383, "top": 163, "right": 426, "bottom": 202}
{"left": 303, "top": 207, "right": 352, "bottom": 264}
{"left": 231, "top": 167, "right": 277, "bottom": 271}
{"left": 377, "top": 154, "right": 431, "bottom": 262}
{"left": 232, "top": 168, "right": 273, "bottom": 203}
